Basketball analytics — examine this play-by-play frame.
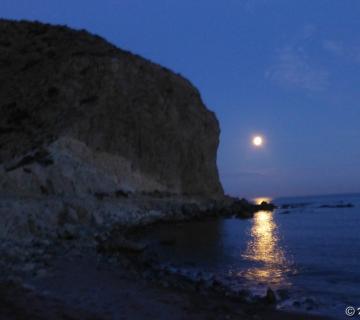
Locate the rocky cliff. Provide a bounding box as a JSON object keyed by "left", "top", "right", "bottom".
{"left": 0, "top": 19, "right": 223, "bottom": 198}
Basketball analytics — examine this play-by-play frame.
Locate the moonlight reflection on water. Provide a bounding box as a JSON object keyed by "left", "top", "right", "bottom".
{"left": 240, "top": 211, "right": 293, "bottom": 287}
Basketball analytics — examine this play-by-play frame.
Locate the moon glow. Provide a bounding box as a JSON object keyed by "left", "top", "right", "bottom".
{"left": 253, "top": 136, "right": 263, "bottom": 147}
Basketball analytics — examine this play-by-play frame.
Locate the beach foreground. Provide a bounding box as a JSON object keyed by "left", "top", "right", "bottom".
{"left": 0, "top": 245, "right": 332, "bottom": 320}
{"left": 0, "top": 219, "right": 334, "bottom": 320}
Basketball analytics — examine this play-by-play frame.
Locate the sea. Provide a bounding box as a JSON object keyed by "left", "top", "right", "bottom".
{"left": 138, "top": 193, "right": 360, "bottom": 319}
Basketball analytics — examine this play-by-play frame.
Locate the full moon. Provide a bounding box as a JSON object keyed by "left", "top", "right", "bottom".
{"left": 252, "top": 136, "right": 263, "bottom": 147}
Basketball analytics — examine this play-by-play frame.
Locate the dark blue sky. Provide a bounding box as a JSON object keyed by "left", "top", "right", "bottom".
{"left": 2, "top": 0, "right": 360, "bottom": 197}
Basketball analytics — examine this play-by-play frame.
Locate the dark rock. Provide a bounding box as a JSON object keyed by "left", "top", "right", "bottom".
{"left": 22, "top": 167, "right": 32, "bottom": 174}
{"left": 97, "top": 236, "right": 147, "bottom": 254}
{"left": 40, "top": 185, "right": 48, "bottom": 195}
{"left": 293, "top": 301, "right": 301, "bottom": 307}
{"left": 114, "top": 190, "right": 129, "bottom": 198}
{"left": 5, "top": 149, "right": 53, "bottom": 172}
{"left": 223, "top": 198, "right": 275, "bottom": 218}
{"left": 265, "top": 287, "right": 277, "bottom": 304}
{"left": 57, "top": 224, "right": 78, "bottom": 240}
{"left": 257, "top": 201, "right": 276, "bottom": 211}
{"left": 94, "top": 192, "right": 109, "bottom": 201}
{"left": 319, "top": 203, "right": 354, "bottom": 208}
{"left": 281, "top": 203, "right": 310, "bottom": 209}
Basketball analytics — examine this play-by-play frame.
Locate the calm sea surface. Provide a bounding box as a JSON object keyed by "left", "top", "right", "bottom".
{"left": 139, "top": 194, "right": 360, "bottom": 318}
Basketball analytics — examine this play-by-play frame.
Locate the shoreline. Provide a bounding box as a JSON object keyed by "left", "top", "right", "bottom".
{"left": 1, "top": 241, "right": 332, "bottom": 320}
{"left": 0, "top": 202, "right": 334, "bottom": 320}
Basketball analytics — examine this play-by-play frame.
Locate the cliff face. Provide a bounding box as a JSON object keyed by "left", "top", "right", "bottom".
{"left": 0, "top": 20, "right": 223, "bottom": 198}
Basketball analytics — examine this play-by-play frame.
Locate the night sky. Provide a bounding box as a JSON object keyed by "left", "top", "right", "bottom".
{"left": 2, "top": 0, "right": 360, "bottom": 198}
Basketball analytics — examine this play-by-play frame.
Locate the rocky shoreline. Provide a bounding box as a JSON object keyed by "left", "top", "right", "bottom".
{"left": 0, "top": 190, "right": 274, "bottom": 239}
{"left": 0, "top": 197, "right": 334, "bottom": 320}
{"left": 0, "top": 194, "right": 274, "bottom": 279}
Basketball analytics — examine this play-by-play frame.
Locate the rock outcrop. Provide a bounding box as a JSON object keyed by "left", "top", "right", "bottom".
{"left": 0, "top": 19, "right": 223, "bottom": 198}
